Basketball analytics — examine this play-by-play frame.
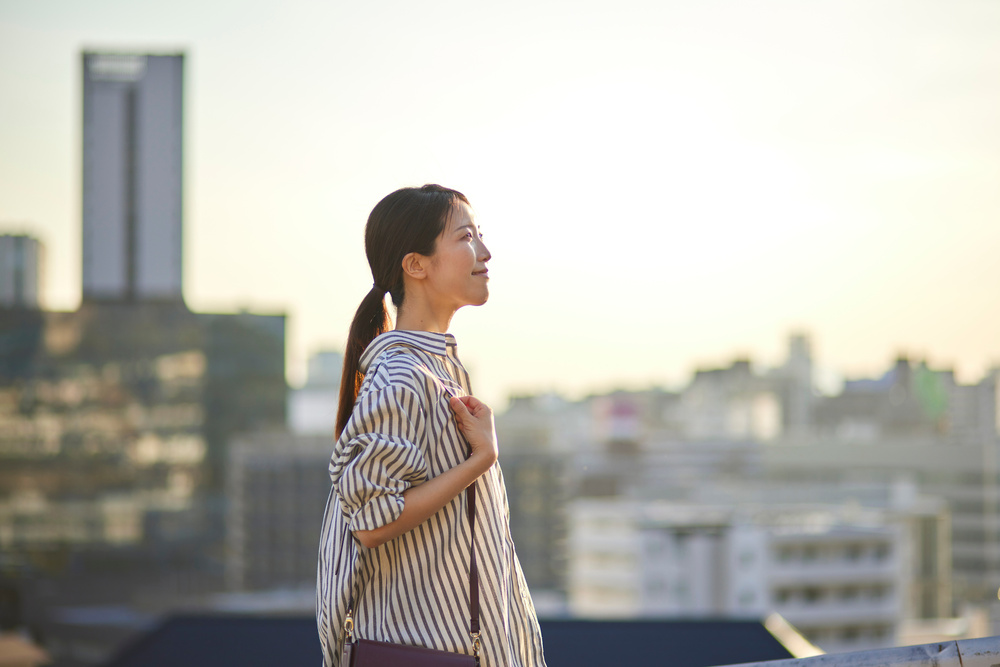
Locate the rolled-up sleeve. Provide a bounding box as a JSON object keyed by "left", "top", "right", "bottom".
{"left": 331, "top": 384, "right": 429, "bottom": 533}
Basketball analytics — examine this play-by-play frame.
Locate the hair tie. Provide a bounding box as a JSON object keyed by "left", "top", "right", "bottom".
{"left": 372, "top": 282, "right": 387, "bottom": 294}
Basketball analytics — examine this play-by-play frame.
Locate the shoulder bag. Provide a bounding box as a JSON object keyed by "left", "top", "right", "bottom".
{"left": 340, "top": 479, "right": 481, "bottom": 667}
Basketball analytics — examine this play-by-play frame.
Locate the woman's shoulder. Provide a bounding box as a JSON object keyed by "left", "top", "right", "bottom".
{"left": 360, "top": 330, "right": 460, "bottom": 401}
{"left": 360, "top": 347, "right": 444, "bottom": 408}
{"left": 334, "top": 349, "right": 429, "bottom": 451}
{"left": 360, "top": 330, "right": 452, "bottom": 372}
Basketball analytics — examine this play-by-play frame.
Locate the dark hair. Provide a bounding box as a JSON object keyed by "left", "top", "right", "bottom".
{"left": 336, "top": 184, "right": 471, "bottom": 437}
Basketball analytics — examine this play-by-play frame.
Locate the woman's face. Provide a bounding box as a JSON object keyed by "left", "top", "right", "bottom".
{"left": 424, "top": 201, "right": 492, "bottom": 309}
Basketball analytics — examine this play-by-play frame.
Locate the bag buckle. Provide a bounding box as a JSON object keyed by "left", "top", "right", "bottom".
{"left": 343, "top": 609, "right": 355, "bottom": 643}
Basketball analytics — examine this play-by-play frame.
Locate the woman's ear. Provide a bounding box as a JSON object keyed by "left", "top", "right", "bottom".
{"left": 401, "top": 252, "right": 427, "bottom": 281}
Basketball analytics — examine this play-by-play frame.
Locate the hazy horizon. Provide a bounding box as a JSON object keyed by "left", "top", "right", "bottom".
{"left": 2, "top": 0, "right": 998, "bottom": 407}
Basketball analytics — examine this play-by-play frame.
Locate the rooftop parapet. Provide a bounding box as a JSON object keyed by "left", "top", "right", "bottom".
{"left": 718, "top": 635, "right": 1000, "bottom": 667}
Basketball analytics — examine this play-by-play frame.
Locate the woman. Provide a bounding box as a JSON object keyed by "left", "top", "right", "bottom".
{"left": 316, "top": 184, "right": 547, "bottom": 667}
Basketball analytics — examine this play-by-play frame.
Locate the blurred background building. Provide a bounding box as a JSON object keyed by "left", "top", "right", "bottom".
{"left": 568, "top": 498, "right": 912, "bottom": 654}
{"left": 225, "top": 432, "right": 331, "bottom": 592}
{"left": 0, "top": 234, "right": 43, "bottom": 310}
{"left": 287, "top": 350, "right": 342, "bottom": 436}
{"left": 495, "top": 333, "right": 999, "bottom": 653}
{"left": 82, "top": 52, "right": 184, "bottom": 304}
{"left": 0, "top": 51, "right": 289, "bottom": 665}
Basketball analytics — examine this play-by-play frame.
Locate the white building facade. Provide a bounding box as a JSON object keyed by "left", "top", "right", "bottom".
{"left": 568, "top": 499, "right": 919, "bottom": 654}
{"left": 287, "top": 351, "right": 342, "bottom": 436}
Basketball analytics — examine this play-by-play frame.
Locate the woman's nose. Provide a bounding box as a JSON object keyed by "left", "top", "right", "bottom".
{"left": 478, "top": 239, "right": 491, "bottom": 262}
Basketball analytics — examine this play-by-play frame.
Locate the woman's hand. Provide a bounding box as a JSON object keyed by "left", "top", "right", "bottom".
{"left": 449, "top": 395, "right": 498, "bottom": 473}
{"left": 354, "top": 394, "right": 498, "bottom": 549}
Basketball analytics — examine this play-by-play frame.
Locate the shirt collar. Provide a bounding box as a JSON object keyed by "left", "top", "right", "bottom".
{"left": 359, "top": 330, "right": 456, "bottom": 372}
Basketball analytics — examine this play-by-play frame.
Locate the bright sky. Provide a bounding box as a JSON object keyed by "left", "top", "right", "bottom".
{"left": 1, "top": 0, "right": 999, "bottom": 407}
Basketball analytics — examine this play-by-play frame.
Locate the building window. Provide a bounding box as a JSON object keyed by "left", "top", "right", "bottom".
{"left": 804, "top": 587, "right": 823, "bottom": 603}
{"left": 867, "top": 585, "right": 889, "bottom": 600}
{"left": 676, "top": 582, "right": 689, "bottom": 601}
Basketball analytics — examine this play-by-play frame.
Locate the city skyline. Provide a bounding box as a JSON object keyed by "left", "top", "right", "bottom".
{"left": 1, "top": 0, "right": 998, "bottom": 407}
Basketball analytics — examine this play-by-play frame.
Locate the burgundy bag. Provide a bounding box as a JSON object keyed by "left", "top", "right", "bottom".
{"left": 340, "top": 480, "right": 481, "bottom": 667}
{"left": 341, "top": 637, "right": 476, "bottom": 667}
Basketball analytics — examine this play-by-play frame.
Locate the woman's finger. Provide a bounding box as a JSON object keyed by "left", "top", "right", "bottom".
{"left": 458, "top": 395, "right": 488, "bottom": 415}
{"left": 449, "top": 395, "right": 471, "bottom": 421}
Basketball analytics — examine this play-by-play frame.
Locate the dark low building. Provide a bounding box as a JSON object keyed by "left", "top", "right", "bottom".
{"left": 0, "top": 300, "right": 288, "bottom": 658}
{"left": 103, "top": 615, "right": 796, "bottom": 667}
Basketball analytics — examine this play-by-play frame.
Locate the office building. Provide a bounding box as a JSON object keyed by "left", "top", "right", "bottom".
{"left": 82, "top": 52, "right": 184, "bottom": 303}
{"left": 226, "top": 432, "right": 333, "bottom": 591}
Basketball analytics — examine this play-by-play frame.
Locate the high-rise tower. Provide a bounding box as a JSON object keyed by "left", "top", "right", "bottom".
{"left": 82, "top": 52, "right": 184, "bottom": 303}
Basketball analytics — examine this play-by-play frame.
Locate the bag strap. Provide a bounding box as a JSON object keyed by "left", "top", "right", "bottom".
{"left": 467, "top": 476, "right": 481, "bottom": 650}
{"left": 344, "top": 476, "right": 481, "bottom": 657}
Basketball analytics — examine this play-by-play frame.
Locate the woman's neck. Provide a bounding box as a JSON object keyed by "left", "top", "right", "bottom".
{"left": 394, "top": 298, "right": 456, "bottom": 334}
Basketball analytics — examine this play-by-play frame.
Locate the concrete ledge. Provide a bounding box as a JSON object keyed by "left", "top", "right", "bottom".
{"left": 716, "top": 636, "right": 1000, "bottom": 667}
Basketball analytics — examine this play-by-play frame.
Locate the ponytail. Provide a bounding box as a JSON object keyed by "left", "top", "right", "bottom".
{"left": 335, "top": 286, "right": 391, "bottom": 436}
{"left": 334, "top": 184, "right": 470, "bottom": 438}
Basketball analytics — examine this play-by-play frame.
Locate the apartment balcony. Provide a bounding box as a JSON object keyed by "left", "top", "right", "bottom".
{"left": 569, "top": 566, "right": 642, "bottom": 590}
{"left": 776, "top": 598, "right": 899, "bottom": 626}
{"left": 568, "top": 531, "right": 641, "bottom": 553}
{"left": 767, "top": 560, "right": 899, "bottom": 585}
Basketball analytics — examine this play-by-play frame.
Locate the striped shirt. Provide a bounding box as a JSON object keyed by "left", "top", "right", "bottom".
{"left": 316, "top": 330, "right": 547, "bottom": 667}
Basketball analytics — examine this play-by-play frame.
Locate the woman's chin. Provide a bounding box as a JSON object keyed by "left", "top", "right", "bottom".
{"left": 468, "top": 290, "right": 490, "bottom": 307}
